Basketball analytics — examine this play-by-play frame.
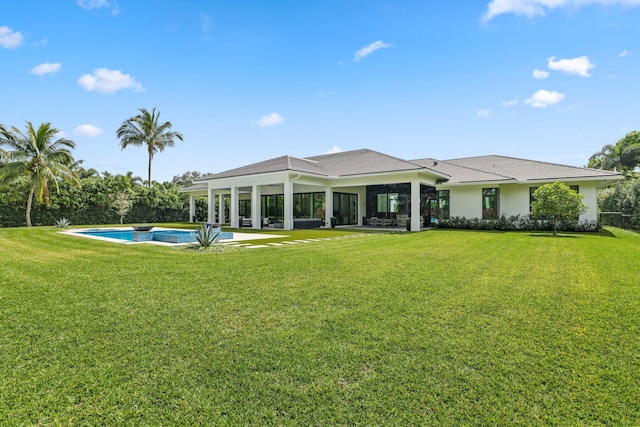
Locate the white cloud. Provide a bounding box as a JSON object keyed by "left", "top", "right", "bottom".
{"left": 0, "top": 26, "right": 24, "bottom": 49}
{"left": 74, "top": 124, "right": 103, "bottom": 137}
{"left": 477, "top": 109, "right": 491, "bottom": 118}
{"left": 354, "top": 40, "right": 391, "bottom": 62}
{"left": 620, "top": 49, "right": 632, "bottom": 57}
{"left": 547, "top": 55, "right": 594, "bottom": 77}
{"left": 251, "top": 113, "right": 283, "bottom": 128}
{"left": 525, "top": 89, "right": 565, "bottom": 108}
{"left": 533, "top": 69, "right": 549, "bottom": 79}
{"left": 78, "top": 0, "right": 110, "bottom": 9}
{"left": 326, "top": 146, "right": 343, "bottom": 154}
{"left": 30, "top": 62, "right": 62, "bottom": 76}
{"left": 78, "top": 68, "right": 143, "bottom": 94}
{"left": 483, "top": 0, "right": 640, "bottom": 22}
{"left": 78, "top": 0, "right": 120, "bottom": 15}
{"left": 501, "top": 98, "right": 519, "bottom": 107}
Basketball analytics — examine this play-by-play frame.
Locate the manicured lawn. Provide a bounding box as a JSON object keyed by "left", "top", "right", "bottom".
{"left": 1, "top": 226, "right": 639, "bottom": 425}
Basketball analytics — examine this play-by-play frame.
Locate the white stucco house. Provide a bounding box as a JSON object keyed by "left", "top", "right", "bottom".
{"left": 182, "top": 149, "right": 622, "bottom": 231}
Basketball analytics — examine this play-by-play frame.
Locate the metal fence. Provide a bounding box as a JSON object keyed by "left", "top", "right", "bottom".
{"left": 599, "top": 212, "right": 637, "bottom": 229}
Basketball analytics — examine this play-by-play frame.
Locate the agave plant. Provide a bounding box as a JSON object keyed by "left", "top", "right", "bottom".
{"left": 54, "top": 217, "right": 71, "bottom": 228}
{"left": 193, "top": 223, "right": 220, "bottom": 248}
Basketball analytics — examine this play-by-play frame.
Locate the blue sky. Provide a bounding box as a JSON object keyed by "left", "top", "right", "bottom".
{"left": 2, "top": 0, "right": 640, "bottom": 182}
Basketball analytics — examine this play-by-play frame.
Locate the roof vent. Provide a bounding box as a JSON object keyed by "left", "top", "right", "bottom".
{"left": 433, "top": 161, "right": 438, "bottom": 166}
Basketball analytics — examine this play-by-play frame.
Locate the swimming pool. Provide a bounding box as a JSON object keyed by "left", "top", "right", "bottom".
{"left": 78, "top": 228, "right": 198, "bottom": 243}
{"left": 73, "top": 228, "right": 233, "bottom": 244}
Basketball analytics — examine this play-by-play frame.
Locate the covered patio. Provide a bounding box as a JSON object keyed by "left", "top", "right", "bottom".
{"left": 182, "top": 150, "right": 450, "bottom": 231}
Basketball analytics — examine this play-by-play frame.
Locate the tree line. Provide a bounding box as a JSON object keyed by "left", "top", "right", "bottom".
{"left": 588, "top": 130, "right": 640, "bottom": 227}
{"left": 0, "top": 108, "right": 206, "bottom": 228}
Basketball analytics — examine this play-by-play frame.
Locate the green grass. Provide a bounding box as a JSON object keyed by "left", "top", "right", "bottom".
{"left": 1, "top": 226, "right": 639, "bottom": 425}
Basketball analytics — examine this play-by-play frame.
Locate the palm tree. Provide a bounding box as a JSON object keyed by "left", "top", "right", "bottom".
{"left": 116, "top": 108, "right": 183, "bottom": 187}
{"left": 0, "top": 125, "right": 10, "bottom": 164}
{"left": 0, "top": 122, "right": 80, "bottom": 226}
{"left": 588, "top": 131, "right": 640, "bottom": 176}
{"left": 125, "top": 170, "right": 144, "bottom": 186}
{"left": 69, "top": 159, "right": 100, "bottom": 179}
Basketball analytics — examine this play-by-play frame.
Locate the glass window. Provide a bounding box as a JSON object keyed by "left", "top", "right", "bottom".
{"left": 313, "top": 193, "right": 326, "bottom": 219}
{"left": 377, "top": 193, "right": 388, "bottom": 213}
{"left": 239, "top": 199, "right": 251, "bottom": 217}
{"left": 261, "top": 195, "right": 284, "bottom": 223}
{"left": 529, "top": 187, "right": 538, "bottom": 212}
{"left": 438, "top": 190, "right": 450, "bottom": 220}
{"left": 293, "top": 192, "right": 324, "bottom": 219}
{"left": 334, "top": 192, "right": 358, "bottom": 225}
{"left": 482, "top": 188, "right": 499, "bottom": 220}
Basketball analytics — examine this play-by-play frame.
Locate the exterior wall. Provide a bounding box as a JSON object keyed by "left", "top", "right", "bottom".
{"left": 441, "top": 181, "right": 599, "bottom": 222}
{"left": 446, "top": 185, "right": 482, "bottom": 219}
{"left": 578, "top": 182, "right": 598, "bottom": 222}
{"left": 498, "top": 184, "right": 528, "bottom": 217}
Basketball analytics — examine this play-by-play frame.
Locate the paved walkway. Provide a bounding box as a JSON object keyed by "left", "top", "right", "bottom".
{"left": 218, "top": 231, "right": 395, "bottom": 249}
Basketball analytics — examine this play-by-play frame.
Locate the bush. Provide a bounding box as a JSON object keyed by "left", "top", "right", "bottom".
{"left": 436, "top": 214, "right": 598, "bottom": 233}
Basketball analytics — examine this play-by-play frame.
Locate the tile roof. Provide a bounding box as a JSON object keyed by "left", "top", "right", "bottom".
{"left": 196, "top": 150, "right": 621, "bottom": 184}
{"left": 198, "top": 149, "right": 439, "bottom": 180}
{"left": 200, "top": 155, "right": 329, "bottom": 180}
{"left": 306, "top": 149, "right": 428, "bottom": 176}
{"left": 411, "top": 157, "right": 510, "bottom": 183}
{"left": 439, "top": 155, "right": 622, "bottom": 182}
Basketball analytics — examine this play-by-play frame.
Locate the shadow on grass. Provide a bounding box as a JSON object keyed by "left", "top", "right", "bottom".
{"left": 598, "top": 228, "right": 618, "bottom": 238}
{"left": 528, "top": 233, "right": 580, "bottom": 238}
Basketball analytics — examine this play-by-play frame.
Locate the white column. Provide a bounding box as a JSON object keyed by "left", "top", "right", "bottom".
{"left": 208, "top": 189, "right": 216, "bottom": 224}
{"left": 218, "top": 194, "right": 225, "bottom": 224}
{"left": 325, "top": 187, "right": 333, "bottom": 227}
{"left": 284, "top": 180, "right": 293, "bottom": 230}
{"left": 189, "top": 195, "right": 196, "bottom": 223}
{"left": 410, "top": 180, "right": 421, "bottom": 231}
{"left": 359, "top": 188, "right": 366, "bottom": 225}
{"left": 251, "top": 184, "right": 261, "bottom": 229}
{"left": 230, "top": 187, "right": 239, "bottom": 228}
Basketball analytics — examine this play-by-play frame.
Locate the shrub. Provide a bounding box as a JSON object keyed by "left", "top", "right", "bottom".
{"left": 54, "top": 217, "right": 71, "bottom": 228}
{"left": 436, "top": 214, "right": 598, "bottom": 233}
{"left": 193, "top": 223, "right": 221, "bottom": 249}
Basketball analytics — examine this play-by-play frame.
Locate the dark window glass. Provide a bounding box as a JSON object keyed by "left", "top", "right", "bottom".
{"left": 482, "top": 188, "right": 499, "bottom": 219}
{"left": 438, "top": 190, "right": 450, "bottom": 220}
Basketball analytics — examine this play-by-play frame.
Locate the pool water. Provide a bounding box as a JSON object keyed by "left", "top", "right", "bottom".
{"left": 79, "top": 229, "right": 196, "bottom": 242}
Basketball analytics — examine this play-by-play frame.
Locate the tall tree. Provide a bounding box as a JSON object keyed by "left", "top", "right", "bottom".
{"left": 172, "top": 170, "right": 210, "bottom": 188}
{"left": 116, "top": 108, "right": 183, "bottom": 187}
{"left": 0, "top": 122, "right": 79, "bottom": 226}
{"left": 531, "top": 182, "right": 586, "bottom": 235}
{"left": 588, "top": 131, "right": 640, "bottom": 176}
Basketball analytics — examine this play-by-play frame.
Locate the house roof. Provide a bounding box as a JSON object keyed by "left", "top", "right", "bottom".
{"left": 411, "top": 158, "right": 511, "bottom": 183}
{"left": 306, "top": 149, "right": 433, "bottom": 176}
{"left": 198, "top": 155, "right": 328, "bottom": 180}
{"left": 197, "top": 149, "right": 447, "bottom": 181}
{"left": 193, "top": 150, "right": 621, "bottom": 186}
{"left": 412, "top": 154, "right": 622, "bottom": 183}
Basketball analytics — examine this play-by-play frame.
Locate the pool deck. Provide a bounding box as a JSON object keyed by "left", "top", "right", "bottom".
{"left": 61, "top": 227, "right": 288, "bottom": 246}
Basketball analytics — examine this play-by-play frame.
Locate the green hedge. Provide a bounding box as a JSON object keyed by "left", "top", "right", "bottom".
{"left": 436, "top": 214, "right": 599, "bottom": 232}
{"left": 0, "top": 205, "right": 190, "bottom": 227}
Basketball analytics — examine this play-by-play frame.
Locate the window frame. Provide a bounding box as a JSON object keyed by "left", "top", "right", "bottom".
{"left": 482, "top": 187, "right": 499, "bottom": 220}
